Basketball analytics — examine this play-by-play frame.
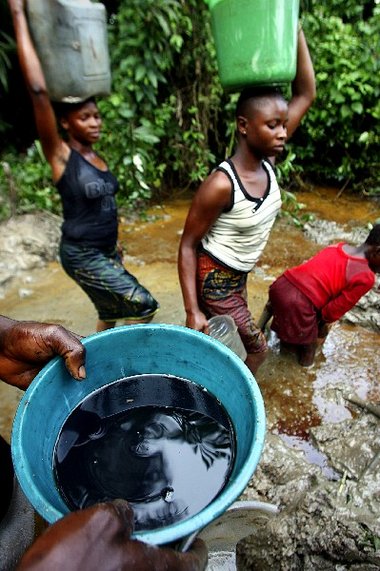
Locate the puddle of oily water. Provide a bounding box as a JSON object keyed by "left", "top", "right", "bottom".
{"left": 54, "top": 374, "right": 236, "bottom": 531}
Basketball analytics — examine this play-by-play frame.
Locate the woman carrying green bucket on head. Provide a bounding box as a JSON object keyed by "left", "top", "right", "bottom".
{"left": 178, "top": 25, "right": 316, "bottom": 376}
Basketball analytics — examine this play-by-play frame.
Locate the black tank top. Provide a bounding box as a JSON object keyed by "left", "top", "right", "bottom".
{"left": 56, "top": 149, "right": 119, "bottom": 248}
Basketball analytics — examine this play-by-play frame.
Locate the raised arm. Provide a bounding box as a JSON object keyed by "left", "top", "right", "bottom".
{"left": 8, "top": 0, "right": 68, "bottom": 180}
{"left": 178, "top": 172, "right": 231, "bottom": 333}
{"left": 286, "top": 29, "right": 316, "bottom": 139}
{"left": 321, "top": 275, "right": 375, "bottom": 324}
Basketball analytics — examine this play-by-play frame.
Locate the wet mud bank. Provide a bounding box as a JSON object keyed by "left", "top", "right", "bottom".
{"left": 0, "top": 188, "right": 379, "bottom": 569}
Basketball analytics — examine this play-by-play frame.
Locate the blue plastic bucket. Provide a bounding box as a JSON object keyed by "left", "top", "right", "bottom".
{"left": 11, "top": 324, "right": 265, "bottom": 545}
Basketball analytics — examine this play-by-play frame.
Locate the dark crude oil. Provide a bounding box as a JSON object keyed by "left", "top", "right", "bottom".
{"left": 53, "top": 374, "right": 236, "bottom": 532}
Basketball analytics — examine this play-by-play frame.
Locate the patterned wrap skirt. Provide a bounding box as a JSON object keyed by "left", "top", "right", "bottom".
{"left": 60, "top": 241, "right": 159, "bottom": 323}
{"left": 196, "top": 251, "right": 267, "bottom": 354}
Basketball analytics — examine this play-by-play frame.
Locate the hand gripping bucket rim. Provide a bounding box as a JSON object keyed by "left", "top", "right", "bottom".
{"left": 11, "top": 324, "right": 265, "bottom": 545}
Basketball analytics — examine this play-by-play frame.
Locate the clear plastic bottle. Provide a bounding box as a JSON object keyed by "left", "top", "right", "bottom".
{"left": 208, "top": 315, "right": 247, "bottom": 361}
{"left": 26, "top": 0, "right": 111, "bottom": 102}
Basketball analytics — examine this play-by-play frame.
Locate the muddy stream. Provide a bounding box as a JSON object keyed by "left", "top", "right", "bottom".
{"left": 0, "top": 187, "right": 379, "bottom": 569}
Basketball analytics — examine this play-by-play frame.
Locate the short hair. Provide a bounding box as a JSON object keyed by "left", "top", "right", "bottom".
{"left": 365, "top": 224, "right": 380, "bottom": 246}
{"left": 53, "top": 97, "right": 97, "bottom": 120}
{"left": 235, "top": 86, "right": 286, "bottom": 118}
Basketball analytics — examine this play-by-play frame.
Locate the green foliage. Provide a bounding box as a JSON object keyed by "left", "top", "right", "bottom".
{"left": 359, "top": 523, "right": 380, "bottom": 552}
{"left": 0, "top": 30, "right": 13, "bottom": 91}
{"left": 0, "top": 142, "right": 60, "bottom": 218}
{"left": 153, "top": 3, "right": 224, "bottom": 189}
{"left": 97, "top": 0, "right": 188, "bottom": 209}
{"left": 98, "top": 0, "right": 223, "bottom": 209}
{"left": 100, "top": 0, "right": 380, "bottom": 202}
{"left": 276, "top": 150, "right": 302, "bottom": 187}
{"left": 0, "top": 28, "right": 15, "bottom": 136}
{"left": 292, "top": 3, "right": 380, "bottom": 195}
{"left": 280, "top": 189, "right": 315, "bottom": 228}
{"left": 1, "top": 0, "right": 379, "bottom": 221}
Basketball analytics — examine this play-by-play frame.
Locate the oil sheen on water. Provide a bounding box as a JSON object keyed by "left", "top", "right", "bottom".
{"left": 53, "top": 374, "right": 236, "bottom": 531}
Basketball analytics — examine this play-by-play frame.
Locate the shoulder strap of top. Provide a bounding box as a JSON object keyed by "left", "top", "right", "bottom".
{"left": 214, "top": 159, "right": 237, "bottom": 212}
{"left": 216, "top": 159, "right": 240, "bottom": 189}
{"left": 263, "top": 157, "right": 276, "bottom": 176}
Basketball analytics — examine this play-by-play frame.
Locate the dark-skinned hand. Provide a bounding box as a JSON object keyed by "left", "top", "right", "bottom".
{"left": 16, "top": 500, "right": 208, "bottom": 571}
{"left": 0, "top": 316, "right": 86, "bottom": 389}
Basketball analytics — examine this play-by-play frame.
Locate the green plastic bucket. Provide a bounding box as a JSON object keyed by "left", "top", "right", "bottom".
{"left": 205, "top": 0, "right": 300, "bottom": 91}
{"left": 11, "top": 324, "right": 265, "bottom": 546}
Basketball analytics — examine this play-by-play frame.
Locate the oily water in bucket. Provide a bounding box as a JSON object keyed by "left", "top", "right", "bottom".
{"left": 53, "top": 374, "right": 236, "bottom": 532}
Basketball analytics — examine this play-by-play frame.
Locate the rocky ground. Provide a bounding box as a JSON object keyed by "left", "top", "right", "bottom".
{"left": 0, "top": 207, "right": 379, "bottom": 570}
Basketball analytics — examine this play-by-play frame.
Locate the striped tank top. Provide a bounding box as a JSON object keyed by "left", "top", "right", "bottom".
{"left": 201, "top": 158, "right": 282, "bottom": 272}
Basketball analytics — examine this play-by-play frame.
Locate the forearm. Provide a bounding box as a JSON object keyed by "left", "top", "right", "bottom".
{"left": 0, "top": 316, "right": 16, "bottom": 348}
{"left": 291, "top": 29, "right": 316, "bottom": 103}
{"left": 286, "top": 29, "right": 316, "bottom": 138}
{"left": 0, "top": 316, "right": 20, "bottom": 385}
{"left": 9, "top": 1, "right": 48, "bottom": 96}
{"left": 178, "top": 243, "right": 201, "bottom": 317}
{"left": 321, "top": 284, "right": 370, "bottom": 323}
{"left": 9, "top": 0, "right": 64, "bottom": 173}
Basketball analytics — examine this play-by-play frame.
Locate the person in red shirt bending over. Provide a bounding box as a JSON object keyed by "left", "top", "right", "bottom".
{"left": 261, "top": 224, "right": 380, "bottom": 367}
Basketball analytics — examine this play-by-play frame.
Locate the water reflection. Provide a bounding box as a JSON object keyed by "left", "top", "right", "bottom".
{"left": 260, "top": 321, "right": 380, "bottom": 476}
{"left": 54, "top": 399, "right": 235, "bottom": 531}
{"left": 279, "top": 433, "right": 341, "bottom": 480}
{"left": 313, "top": 324, "right": 380, "bottom": 422}
{"left": 261, "top": 322, "right": 380, "bottom": 431}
